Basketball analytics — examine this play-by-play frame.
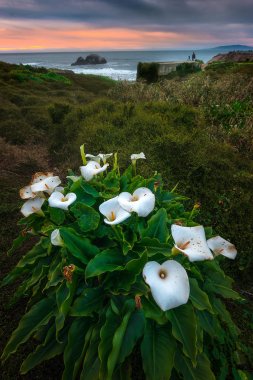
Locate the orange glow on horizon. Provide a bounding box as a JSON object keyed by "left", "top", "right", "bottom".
{"left": 0, "top": 19, "right": 252, "bottom": 52}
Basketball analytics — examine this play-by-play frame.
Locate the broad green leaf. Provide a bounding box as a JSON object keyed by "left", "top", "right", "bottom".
{"left": 7, "top": 232, "right": 29, "bottom": 256}
{"left": 70, "top": 288, "right": 103, "bottom": 317}
{"left": 2, "top": 238, "right": 50, "bottom": 287}
{"left": 44, "top": 255, "right": 63, "bottom": 290}
{"left": 49, "top": 207, "right": 65, "bottom": 225}
{"left": 197, "top": 310, "right": 225, "bottom": 343}
{"left": 63, "top": 317, "right": 91, "bottom": 380}
{"left": 211, "top": 296, "right": 240, "bottom": 337}
{"left": 80, "top": 326, "right": 100, "bottom": 380}
{"left": 141, "top": 320, "right": 176, "bottom": 380}
{"left": 141, "top": 297, "right": 167, "bottom": 325}
{"left": 56, "top": 279, "right": 77, "bottom": 338}
{"left": 136, "top": 237, "right": 171, "bottom": 257}
{"left": 60, "top": 228, "right": 99, "bottom": 265}
{"left": 20, "top": 324, "right": 66, "bottom": 374}
{"left": 142, "top": 208, "right": 169, "bottom": 243}
{"left": 117, "top": 309, "right": 145, "bottom": 364}
{"left": 71, "top": 202, "right": 100, "bottom": 232}
{"left": 99, "top": 306, "right": 120, "bottom": 380}
{"left": 189, "top": 278, "right": 213, "bottom": 313}
{"left": 81, "top": 181, "right": 100, "bottom": 198}
{"left": 175, "top": 351, "right": 215, "bottom": 380}
{"left": 167, "top": 303, "right": 197, "bottom": 364}
{"left": 106, "top": 309, "right": 133, "bottom": 380}
{"left": 111, "top": 251, "right": 148, "bottom": 292}
{"left": 204, "top": 273, "right": 241, "bottom": 300}
{"left": 85, "top": 249, "right": 124, "bottom": 279}
{"left": 1, "top": 297, "right": 55, "bottom": 361}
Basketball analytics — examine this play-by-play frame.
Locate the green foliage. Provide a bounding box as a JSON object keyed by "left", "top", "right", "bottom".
{"left": 1, "top": 158, "right": 248, "bottom": 380}
{"left": 137, "top": 62, "right": 159, "bottom": 83}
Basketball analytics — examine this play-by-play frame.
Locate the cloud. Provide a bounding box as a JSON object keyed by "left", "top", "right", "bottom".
{"left": 0, "top": 0, "right": 252, "bottom": 50}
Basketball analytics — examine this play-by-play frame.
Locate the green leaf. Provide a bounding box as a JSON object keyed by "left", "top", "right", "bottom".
{"left": 85, "top": 249, "right": 124, "bottom": 279}
{"left": 167, "top": 303, "right": 197, "bottom": 364}
{"left": 63, "top": 317, "right": 91, "bottom": 380}
{"left": 189, "top": 278, "right": 213, "bottom": 313}
{"left": 80, "top": 326, "right": 100, "bottom": 380}
{"left": 55, "top": 279, "right": 77, "bottom": 339}
{"left": 20, "top": 324, "right": 66, "bottom": 374}
{"left": 70, "top": 288, "right": 104, "bottom": 316}
{"left": 136, "top": 237, "right": 171, "bottom": 257}
{"left": 142, "top": 208, "right": 169, "bottom": 243}
{"left": 211, "top": 296, "right": 240, "bottom": 337}
{"left": 175, "top": 351, "right": 215, "bottom": 380}
{"left": 1, "top": 297, "right": 55, "bottom": 361}
{"left": 117, "top": 309, "right": 145, "bottom": 364}
{"left": 71, "top": 202, "right": 100, "bottom": 232}
{"left": 141, "top": 297, "right": 167, "bottom": 325}
{"left": 44, "top": 255, "right": 63, "bottom": 290}
{"left": 7, "top": 232, "right": 29, "bottom": 256}
{"left": 141, "top": 320, "right": 176, "bottom": 380}
{"left": 204, "top": 273, "right": 241, "bottom": 300}
{"left": 49, "top": 207, "right": 65, "bottom": 225}
{"left": 197, "top": 310, "right": 225, "bottom": 342}
{"left": 60, "top": 228, "right": 99, "bottom": 265}
{"left": 111, "top": 251, "right": 148, "bottom": 292}
{"left": 99, "top": 306, "right": 120, "bottom": 380}
{"left": 106, "top": 306, "right": 134, "bottom": 380}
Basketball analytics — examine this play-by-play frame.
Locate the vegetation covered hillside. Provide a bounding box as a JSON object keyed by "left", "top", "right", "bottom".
{"left": 0, "top": 61, "right": 253, "bottom": 379}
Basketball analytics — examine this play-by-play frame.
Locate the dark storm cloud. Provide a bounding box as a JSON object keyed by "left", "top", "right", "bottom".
{"left": 0, "top": 0, "right": 253, "bottom": 29}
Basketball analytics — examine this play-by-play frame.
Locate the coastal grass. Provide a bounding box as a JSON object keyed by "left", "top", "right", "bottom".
{"left": 0, "top": 61, "right": 253, "bottom": 378}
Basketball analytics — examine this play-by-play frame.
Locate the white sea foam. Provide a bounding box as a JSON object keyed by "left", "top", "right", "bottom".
{"left": 71, "top": 67, "right": 136, "bottom": 81}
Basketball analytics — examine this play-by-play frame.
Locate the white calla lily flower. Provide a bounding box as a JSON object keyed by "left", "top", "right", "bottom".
{"left": 21, "top": 197, "right": 45, "bottom": 217}
{"left": 98, "top": 153, "right": 113, "bottom": 164}
{"left": 31, "top": 172, "right": 54, "bottom": 184}
{"left": 99, "top": 196, "right": 131, "bottom": 225}
{"left": 130, "top": 152, "right": 146, "bottom": 161}
{"left": 20, "top": 185, "right": 36, "bottom": 200}
{"left": 80, "top": 160, "right": 109, "bottom": 181}
{"left": 48, "top": 191, "right": 77, "bottom": 210}
{"left": 85, "top": 154, "right": 101, "bottom": 163}
{"left": 51, "top": 229, "right": 64, "bottom": 247}
{"left": 31, "top": 176, "right": 61, "bottom": 194}
{"left": 143, "top": 260, "right": 190, "bottom": 311}
{"left": 207, "top": 236, "right": 237, "bottom": 260}
{"left": 171, "top": 224, "right": 214, "bottom": 262}
{"left": 118, "top": 187, "right": 155, "bottom": 217}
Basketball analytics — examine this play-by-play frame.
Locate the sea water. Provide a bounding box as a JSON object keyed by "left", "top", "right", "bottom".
{"left": 0, "top": 48, "right": 230, "bottom": 81}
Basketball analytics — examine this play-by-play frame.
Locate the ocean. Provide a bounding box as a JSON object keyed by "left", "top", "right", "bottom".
{"left": 0, "top": 48, "right": 230, "bottom": 81}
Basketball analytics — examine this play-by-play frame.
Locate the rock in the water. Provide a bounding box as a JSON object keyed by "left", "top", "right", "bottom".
{"left": 71, "top": 54, "right": 107, "bottom": 66}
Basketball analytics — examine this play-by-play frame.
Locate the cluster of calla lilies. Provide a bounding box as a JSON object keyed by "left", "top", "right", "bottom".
{"left": 19, "top": 151, "right": 237, "bottom": 313}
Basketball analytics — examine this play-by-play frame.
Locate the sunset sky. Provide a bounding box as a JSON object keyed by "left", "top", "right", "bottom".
{"left": 0, "top": 0, "right": 253, "bottom": 52}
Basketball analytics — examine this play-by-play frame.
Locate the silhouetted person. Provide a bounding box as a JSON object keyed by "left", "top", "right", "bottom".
{"left": 188, "top": 55, "right": 191, "bottom": 60}
{"left": 192, "top": 52, "right": 196, "bottom": 61}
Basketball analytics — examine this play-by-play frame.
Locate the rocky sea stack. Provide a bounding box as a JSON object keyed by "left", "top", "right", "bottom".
{"left": 71, "top": 54, "right": 107, "bottom": 66}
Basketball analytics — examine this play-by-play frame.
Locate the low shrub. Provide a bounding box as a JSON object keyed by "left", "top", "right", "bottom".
{"left": 1, "top": 152, "right": 250, "bottom": 379}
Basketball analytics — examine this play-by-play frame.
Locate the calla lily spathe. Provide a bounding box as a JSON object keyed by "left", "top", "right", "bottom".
{"left": 99, "top": 196, "right": 131, "bottom": 225}
{"left": 86, "top": 153, "right": 113, "bottom": 165}
{"left": 21, "top": 197, "right": 45, "bottom": 217}
{"left": 130, "top": 152, "right": 146, "bottom": 161}
{"left": 171, "top": 224, "right": 214, "bottom": 262}
{"left": 118, "top": 187, "right": 155, "bottom": 217}
{"left": 19, "top": 171, "right": 54, "bottom": 200}
{"left": 80, "top": 160, "right": 109, "bottom": 181}
{"left": 48, "top": 191, "right": 77, "bottom": 210}
{"left": 31, "top": 176, "right": 61, "bottom": 194}
{"left": 143, "top": 260, "right": 190, "bottom": 311}
{"left": 51, "top": 229, "right": 64, "bottom": 246}
{"left": 207, "top": 236, "right": 237, "bottom": 260}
